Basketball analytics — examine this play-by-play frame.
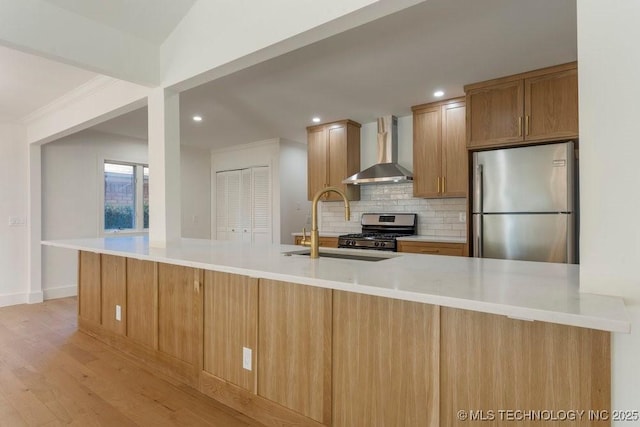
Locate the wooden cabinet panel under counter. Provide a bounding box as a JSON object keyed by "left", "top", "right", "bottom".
{"left": 440, "top": 307, "right": 610, "bottom": 426}
{"left": 332, "top": 291, "right": 440, "bottom": 427}
{"left": 78, "top": 251, "right": 101, "bottom": 325}
{"left": 398, "top": 240, "right": 465, "bottom": 256}
{"left": 202, "top": 271, "right": 258, "bottom": 393}
{"left": 126, "top": 258, "right": 157, "bottom": 349}
{"left": 258, "top": 279, "right": 332, "bottom": 425}
{"left": 100, "top": 254, "right": 126, "bottom": 335}
{"left": 157, "top": 263, "right": 203, "bottom": 367}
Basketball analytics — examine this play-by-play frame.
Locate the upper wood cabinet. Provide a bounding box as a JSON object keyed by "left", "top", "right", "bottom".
{"left": 412, "top": 97, "right": 467, "bottom": 198}
{"left": 307, "top": 120, "right": 360, "bottom": 201}
{"left": 466, "top": 62, "right": 578, "bottom": 149}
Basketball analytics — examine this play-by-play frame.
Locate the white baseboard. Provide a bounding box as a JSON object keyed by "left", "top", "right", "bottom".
{"left": 0, "top": 293, "right": 28, "bottom": 308}
{"left": 43, "top": 285, "right": 77, "bottom": 301}
{"left": 28, "top": 291, "right": 44, "bottom": 304}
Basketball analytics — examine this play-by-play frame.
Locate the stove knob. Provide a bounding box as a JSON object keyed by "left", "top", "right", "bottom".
{"left": 380, "top": 242, "right": 386, "bottom": 247}
{"left": 349, "top": 240, "right": 355, "bottom": 246}
{"left": 374, "top": 242, "right": 380, "bottom": 247}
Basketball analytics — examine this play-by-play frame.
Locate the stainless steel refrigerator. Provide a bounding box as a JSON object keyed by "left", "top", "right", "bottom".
{"left": 472, "top": 141, "right": 576, "bottom": 263}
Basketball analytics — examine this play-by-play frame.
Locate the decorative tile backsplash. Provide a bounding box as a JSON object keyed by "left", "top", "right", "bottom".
{"left": 319, "top": 183, "right": 467, "bottom": 237}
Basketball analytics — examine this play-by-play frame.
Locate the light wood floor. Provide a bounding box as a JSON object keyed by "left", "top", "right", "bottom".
{"left": 0, "top": 297, "right": 265, "bottom": 427}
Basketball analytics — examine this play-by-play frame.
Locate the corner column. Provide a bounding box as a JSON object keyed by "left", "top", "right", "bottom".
{"left": 28, "top": 143, "right": 43, "bottom": 303}
{"left": 148, "top": 88, "right": 181, "bottom": 247}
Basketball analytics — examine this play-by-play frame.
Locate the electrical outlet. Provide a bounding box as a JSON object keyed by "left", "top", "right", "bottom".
{"left": 459, "top": 212, "right": 466, "bottom": 223}
{"left": 115, "top": 305, "right": 122, "bottom": 321}
{"left": 8, "top": 216, "right": 25, "bottom": 227}
{"left": 242, "top": 347, "right": 252, "bottom": 371}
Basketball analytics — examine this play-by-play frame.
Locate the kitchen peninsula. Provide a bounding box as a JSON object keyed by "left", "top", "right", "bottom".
{"left": 43, "top": 236, "right": 627, "bottom": 427}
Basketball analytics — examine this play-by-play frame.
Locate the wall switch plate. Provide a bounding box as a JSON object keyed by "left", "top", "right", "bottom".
{"left": 115, "top": 305, "right": 122, "bottom": 321}
{"left": 8, "top": 216, "right": 26, "bottom": 227}
{"left": 459, "top": 212, "right": 466, "bottom": 223}
{"left": 242, "top": 347, "right": 252, "bottom": 371}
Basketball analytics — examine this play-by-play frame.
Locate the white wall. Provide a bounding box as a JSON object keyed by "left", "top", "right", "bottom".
{"left": 0, "top": 123, "right": 28, "bottom": 307}
{"left": 41, "top": 130, "right": 148, "bottom": 298}
{"left": 577, "top": 0, "right": 640, "bottom": 419}
{"left": 279, "top": 140, "right": 311, "bottom": 244}
{"left": 181, "top": 145, "right": 211, "bottom": 239}
{"left": 41, "top": 131, "right": 211, "bottom": 298}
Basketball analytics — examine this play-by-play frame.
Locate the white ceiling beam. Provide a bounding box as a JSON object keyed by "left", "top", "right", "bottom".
{"left": 161, "top": 0, "right": 426, "bottom": 91}
{"left": 25, "top": 76, "right": 150, "bottom": 145}
{"left": 0, "top": 0, "right": 159, "bottom": 86}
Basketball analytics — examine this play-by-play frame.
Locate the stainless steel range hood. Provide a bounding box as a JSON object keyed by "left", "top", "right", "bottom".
{"left": 342, "top": 115, "right": 413, "bottom": 185}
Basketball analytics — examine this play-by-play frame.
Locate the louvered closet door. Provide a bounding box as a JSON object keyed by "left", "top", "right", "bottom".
{"left": 215, "top": 172, "right": 228, "bottom": 240}
{"left": 226, "top": 170, "right": 243, "bottom": 241}
{"left": 251, "top": 166, "right": 271, "bottom": 243}
{"left": 241, "top": 169, "right": 252, "bottom": 242}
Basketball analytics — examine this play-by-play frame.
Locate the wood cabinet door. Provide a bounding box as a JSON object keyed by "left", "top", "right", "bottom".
{"left": 258, "top": 279, "right": 332, "bottom": 425}
{"left": 397, "top": 241, "right": 465, "bottom": 256}
{"left": 101, "top": 255, "right": 126, "bottom": 335}
{"left": 203, "top": 271, "right": 258, "bottom": 393}
{"left": 413, "top": 105, "right": 442, "bottom": 198}
{"left": 78, "top": 251, "right": 101, "bottom": 324}
{"left": 126, "top": 258, "right": 157, "bottom": 349}
{"left": 157, "top": 263, "right": 202, "bottom": 366}
{"left": 333, "top": 291, "right": 440, "bottom": 427}
{"left": 525, "top": 68, "right": 579, "bottom": 141}
{"left": 327, "top": 123, "right": 361, "bottom": 201}
{"left": 307, "top": 126, "right": 327, "bottom": 200}
{"left": 327, "top": 123, "right": 347, "bottom": 197}
{"left": 441, "top": 101, "right": 467, "bottom": 197}
{"left": 467, "top": 80, "right": 524, "bottom": 148}
{"left": 440, "top": 307, "right": 610, "bottom": 427}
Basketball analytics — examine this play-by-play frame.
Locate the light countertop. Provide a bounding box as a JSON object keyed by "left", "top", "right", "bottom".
{"left": 292, "top": 232, "right": 466, "bottom": 244}
{"left": 43, "top": 236, "right": 629, "bottom": 333}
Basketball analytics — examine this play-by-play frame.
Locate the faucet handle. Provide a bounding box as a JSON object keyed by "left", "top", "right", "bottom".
{"left": 300, "top": 228, "right": 310, "bottom": 246}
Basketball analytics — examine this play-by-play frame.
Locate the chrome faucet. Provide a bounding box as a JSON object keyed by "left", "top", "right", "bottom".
{"left": 300, "top": 186, "right": 351, "bottom": 258}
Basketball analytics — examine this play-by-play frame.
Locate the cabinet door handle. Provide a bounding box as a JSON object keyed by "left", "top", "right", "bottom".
{"left": 442, "top": 176, "right": 446, "bottom": 194}
{"left": 518, "top": 116, "right": 523, "bottom": 137}
{"left": 525, "top": 115, "right": 530, "bottom": 136}
{"left": 420, "top": 249, "right": 440, "bottom": 254}
{"left": 437, "top": 177, "right": 441, "bottom": 193}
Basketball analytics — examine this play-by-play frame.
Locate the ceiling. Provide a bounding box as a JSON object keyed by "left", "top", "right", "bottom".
{"left": 41, "top": 0, "right": 197, "bottom": 43}
{"left": 94, "top": 0, "right": 578, "bottom": 149}
{"left": 0, "top": 45, "right": 97, "bottom": 121}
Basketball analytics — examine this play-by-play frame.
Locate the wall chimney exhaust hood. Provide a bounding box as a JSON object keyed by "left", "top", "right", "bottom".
{"left": 342, "top": 115, "right": 413, "bottom": 185}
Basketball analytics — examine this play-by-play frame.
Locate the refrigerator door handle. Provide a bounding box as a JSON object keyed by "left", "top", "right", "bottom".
{"left": 473, "top": 163, "right": 483, "bottom": 214}
{"left": 473, "top": 215, "right": 483, "bottom": 258}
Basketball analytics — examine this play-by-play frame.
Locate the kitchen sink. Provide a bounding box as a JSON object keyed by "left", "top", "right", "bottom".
{"left": 282, "top": 249, "right": 394, "bottom": 262}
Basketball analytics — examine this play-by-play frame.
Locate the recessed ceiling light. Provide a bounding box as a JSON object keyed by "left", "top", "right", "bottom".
{"left": 434, "top": 90, "right": 445, "bottom": 97}
{"left": 312, "top": 117, "right": 321, "bottom": 123}
{"left": 193, "top": 115, "right": 203, "bottom": 122}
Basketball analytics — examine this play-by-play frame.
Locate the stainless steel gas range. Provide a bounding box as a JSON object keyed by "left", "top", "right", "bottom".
{"left": 338, "top": 213, "right": 417, "bottom": 252}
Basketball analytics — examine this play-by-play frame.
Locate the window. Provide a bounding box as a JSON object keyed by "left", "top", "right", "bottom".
{"left": 103, "top": 161, "right": 149, "bottom": 232}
